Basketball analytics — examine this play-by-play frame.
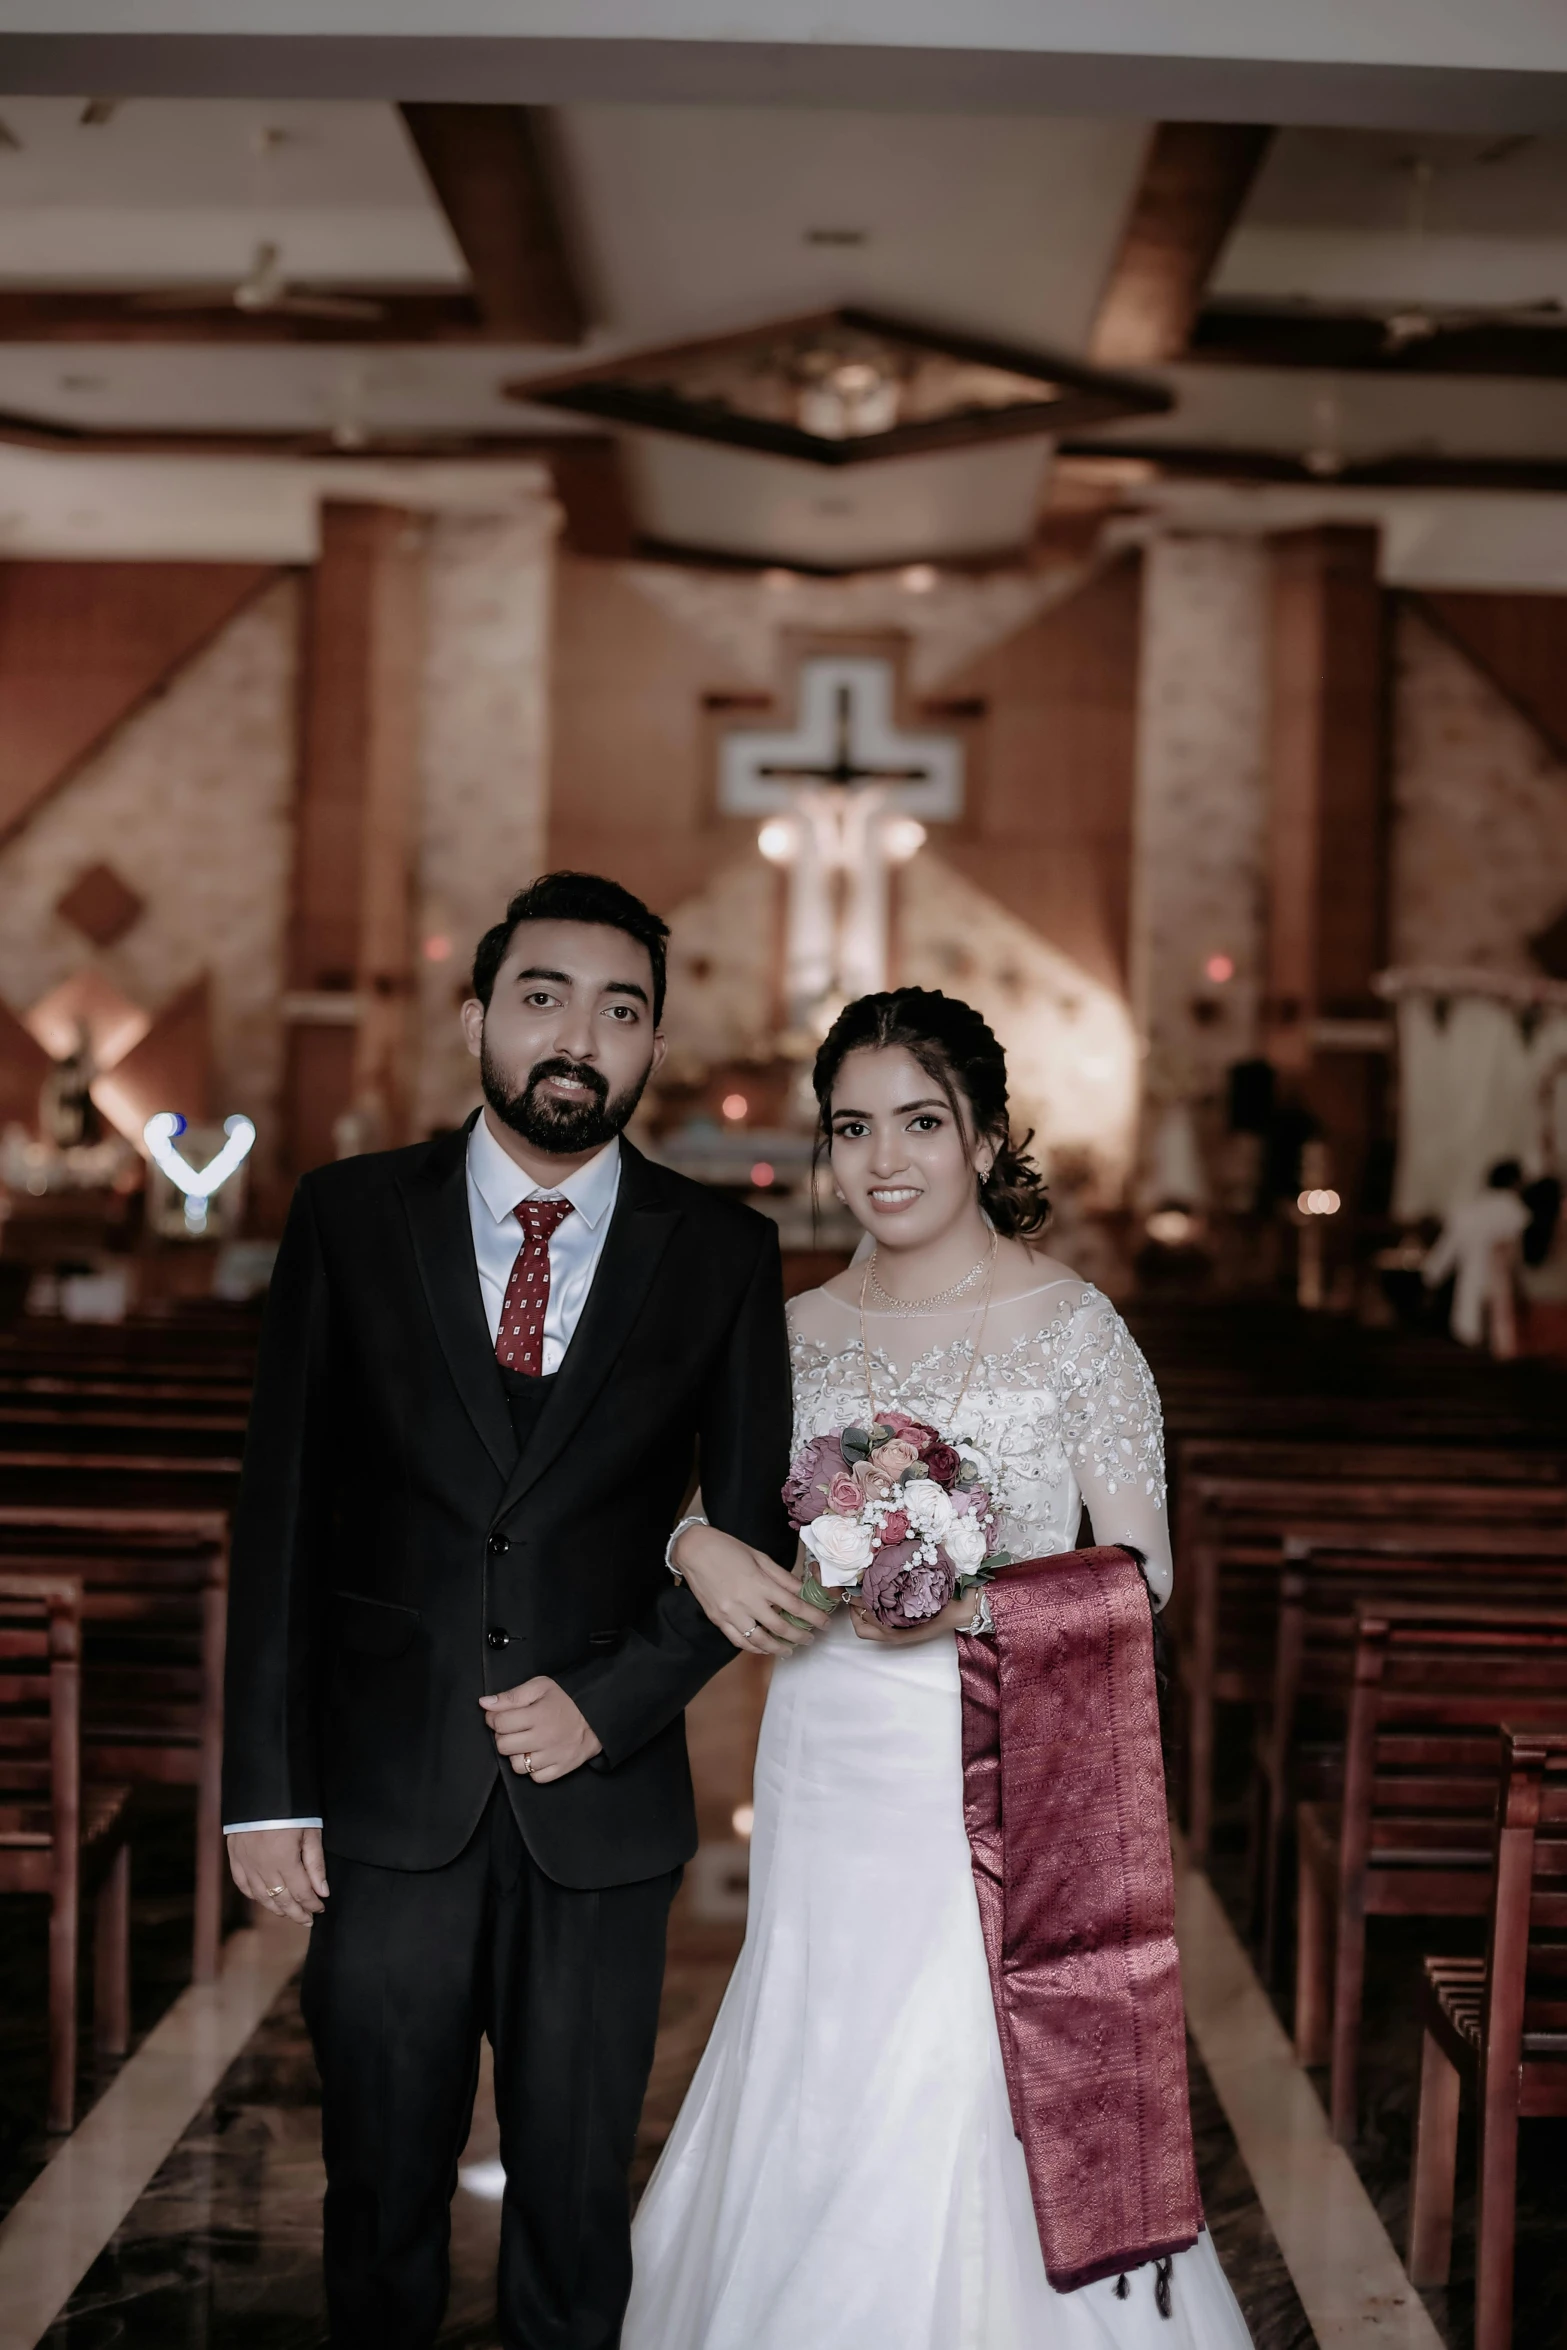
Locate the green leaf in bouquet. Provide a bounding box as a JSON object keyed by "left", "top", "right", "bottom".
{"left": 840, "top": 1426, "right": 872, "bottom": 1464}
{"left": 899, "top": 1462, "right": 929, "bottom": 1483}
{"left": 797, "top": 1571, "right": 842, "bottom": 1617}
{"left": 981, "top": 1552, "right": 1012, "bottom": 1573}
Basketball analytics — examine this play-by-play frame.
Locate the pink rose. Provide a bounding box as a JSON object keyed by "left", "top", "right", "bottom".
{"left": 879, "top": 1509, "right": 910, "bottom": 1546}
{"left": 950, "top": 1482, "right": 990, "bottom": 1517}
{"left": 878, "top": 1411, "right": 940, "bottom": 1456}
{"left": 825, "top": 1471, "right": 864, "bottom": 1516}
{"left": 852, "top": 1462, "right": 894, "bottom": 1504}
{"left": 860, "top": 1539, "right": 955, "bottom": 1628}
{"left": 783, "top": 1433, "right": 845, "bottom": 1527}
{"left": 870, "top": 1438, "right": 920, "bottom": 1480}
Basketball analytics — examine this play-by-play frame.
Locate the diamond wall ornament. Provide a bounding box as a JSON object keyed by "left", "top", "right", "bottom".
{"left": 55, "top": 862, "right": 145, "bottom": 948}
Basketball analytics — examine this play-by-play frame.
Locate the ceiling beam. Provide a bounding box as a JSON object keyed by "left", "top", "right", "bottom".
{"left": 1089, "top": 122, "right": 1275, "bottom": 367}
{"left": 0, "top": 288, "right": 487, "bottom": 343}
{"left": 0, "top": 407, "right": 594, "bottom": 462}
{"left": 1059, "top": 439, "right": 1567, "bottom": 493}
{"left": 1190, "top": 304, "right": 1567, "bottom": 378}
{"left": 0, "top": 407, "right": 636, "bottom": 552}
{"left": 400, "top": 103, "right": 586, "bottom": 346}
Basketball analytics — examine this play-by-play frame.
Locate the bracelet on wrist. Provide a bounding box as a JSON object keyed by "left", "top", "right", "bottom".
{"left": 665, "top": 1512, "right": 708, "bottom": 1584}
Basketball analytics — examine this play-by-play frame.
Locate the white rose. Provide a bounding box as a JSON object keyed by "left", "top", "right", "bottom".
{"left": 801, "top": 1513, "right": 876, "bottom": 1587}
{"left": 902, "top": 1479, "right": 955, "bottom": 1537}
{"left": 944, "top": 1515, "right": 989, "bottom": 1573}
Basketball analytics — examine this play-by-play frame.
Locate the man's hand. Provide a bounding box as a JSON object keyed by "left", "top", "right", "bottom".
{"left": 480, "top": 1677, "right": 604, "bottom": 1784}
{"left": 227, "top": 1825, "right": 329, "bottom": 1925}
{"left": 673, "top": 1522, "right": 825, "bottom": 1656}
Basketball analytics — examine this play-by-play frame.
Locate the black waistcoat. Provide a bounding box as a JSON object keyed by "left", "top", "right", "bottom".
{"left": 496, "top": 1363, "right": 557, "bottom": 1457}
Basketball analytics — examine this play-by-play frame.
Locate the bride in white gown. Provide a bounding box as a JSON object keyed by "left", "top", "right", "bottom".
{"left": 628, "top": 989, "right": 1253, "bottom": 2350}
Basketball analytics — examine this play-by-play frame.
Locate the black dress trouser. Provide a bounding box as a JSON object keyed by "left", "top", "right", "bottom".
{"left": 301, "top": 1782, "right": 678, "bottom": 2350}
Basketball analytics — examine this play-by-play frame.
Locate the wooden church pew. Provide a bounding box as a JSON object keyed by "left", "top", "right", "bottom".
{"left": 1173, "top": 1464, "right": 1567, "bottom": 1858}
{"left": 1253, "top": 1524, "right": 1567, "bottom": 1974}
{"left": 0, "top": 1570, "right": 132, "bottom": 2133}
{"left": 0, "top": 1505, "right": 230, "bottom": 1981}
{"left": 1294, "top": 1602, "right": 1567, "bottom": 2143}
{"left": 1407, "top": 1725, "right": 1567, "bottom": 2350}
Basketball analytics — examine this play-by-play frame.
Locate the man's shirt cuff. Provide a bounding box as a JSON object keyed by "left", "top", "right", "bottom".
{"left": 223, "top": 1817, "right": 324, "bottom": 1834}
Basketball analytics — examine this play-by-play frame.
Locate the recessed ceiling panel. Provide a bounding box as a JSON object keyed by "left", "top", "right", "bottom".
{"left": 0, "top": 98, "right": 463, "bottom": 285}
{"left": 629, "top": 433, "right": 1053, "bottom": 570}
{"left": 550, "top": 105, "right": 1150, "bottom": 353}
{"left": 1215, "top": 127, "right": 1567, "bottom": 311}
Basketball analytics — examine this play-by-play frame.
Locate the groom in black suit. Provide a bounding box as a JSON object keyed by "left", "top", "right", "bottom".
{"left": 222, "top": 871, "right": 808, "bottom": 2349}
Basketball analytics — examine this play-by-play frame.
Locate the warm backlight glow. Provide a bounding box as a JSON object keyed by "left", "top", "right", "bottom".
{"left": 1298, "top": 1187, "right": 1342, "bottom": 1217}
{"left": 750, "top": 1162, "right": 776, "bottom": 1188}
{"left": 721, "top": 1093, "right": 749, "bottom": 1122}
{"left": 1145, "top": 1206, "right": 1195, "bottom": 1247}
{"left": 900, "top": 563, "right": 938, "bottom": 593}
{"left": 732, "top": 1803, "right": 755, "bottom": 1839}
{"left": 757, "top": 816, "right": 796, "bottom": 864}
{"left": 1204, "top": 953, "right": 1235, "bottom": 984}
{"left": 422, "top": 933, "right": 452, "bottom": 963}
{"left": 882, "top": 815, "right": 927, "bottom": 864}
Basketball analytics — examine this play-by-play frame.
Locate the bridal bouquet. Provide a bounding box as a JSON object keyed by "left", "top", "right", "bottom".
{"left": 783, "top": 1411, "right": 1010, "bottom": 1628}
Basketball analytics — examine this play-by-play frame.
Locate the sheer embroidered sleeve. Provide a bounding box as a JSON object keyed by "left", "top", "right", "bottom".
{"left": 1056, "top": 1292, "right": 1171, "bottom": 1606}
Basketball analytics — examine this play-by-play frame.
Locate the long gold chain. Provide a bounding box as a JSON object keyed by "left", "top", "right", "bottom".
{"left": 859, "top": 1229, "right": 998, "bottom": 1430}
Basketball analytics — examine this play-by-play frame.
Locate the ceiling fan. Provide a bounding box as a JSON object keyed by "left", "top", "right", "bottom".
{"left": 127, "top": 241, "right": 386, "bottom": 324}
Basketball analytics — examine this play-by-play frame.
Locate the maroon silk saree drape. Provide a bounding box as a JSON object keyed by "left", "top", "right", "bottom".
{"left": 958, "top": 1544, "right": 1200, "bottom": 2293}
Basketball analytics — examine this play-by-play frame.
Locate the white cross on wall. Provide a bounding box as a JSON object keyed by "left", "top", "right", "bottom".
{"left": 718, "top": 656, "right": 964, "bottom": 1033}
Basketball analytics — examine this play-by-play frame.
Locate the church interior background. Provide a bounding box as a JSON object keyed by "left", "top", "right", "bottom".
{"left": 3, "top": 17, "right": 1567, "bottom": 2345}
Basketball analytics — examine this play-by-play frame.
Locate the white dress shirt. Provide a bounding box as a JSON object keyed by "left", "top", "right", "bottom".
{"left": 466, "top": 1115, "right": 621, "bottom": 1370}
{"left": 225, "top": 1119, "right": 623, "bottom": 1836}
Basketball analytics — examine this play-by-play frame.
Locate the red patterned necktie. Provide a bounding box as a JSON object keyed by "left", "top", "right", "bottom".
{"left": 495, "top": 1197, "right": 575, "bottom": 1375}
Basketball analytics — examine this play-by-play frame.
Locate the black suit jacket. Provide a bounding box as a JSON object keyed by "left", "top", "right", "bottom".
{"left": 222, "top": 1124, "right": 794, "bottom": 1888}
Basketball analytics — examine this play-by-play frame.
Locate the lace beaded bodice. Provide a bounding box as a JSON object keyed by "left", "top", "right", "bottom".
{"left": 786, "top": 1277, "right": 1173, "bottom": 1603}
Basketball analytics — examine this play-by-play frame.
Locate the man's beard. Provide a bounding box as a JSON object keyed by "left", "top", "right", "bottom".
{"left": 480, "top": 1040, "right": 649, "bottom": 1156}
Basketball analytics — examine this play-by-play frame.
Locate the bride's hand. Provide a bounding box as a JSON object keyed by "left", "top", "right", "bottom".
{"left": 673, "top": 1521, "right": 829, "bottom": 1656}
{"left": 847, "top": 1593, "right": 977, "bottom": 1645}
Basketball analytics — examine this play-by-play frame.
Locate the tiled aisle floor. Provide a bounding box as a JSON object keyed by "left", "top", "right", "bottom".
{"left": 29, "top": 1928, "right": 1315, "bottom": 2349}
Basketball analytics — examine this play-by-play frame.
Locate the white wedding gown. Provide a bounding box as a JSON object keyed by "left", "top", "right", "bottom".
{"left": 624, "top": 1279, "right": 1254, "bottom": 2350}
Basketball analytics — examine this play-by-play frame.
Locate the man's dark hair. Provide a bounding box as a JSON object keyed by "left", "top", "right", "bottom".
{"left": 471, "top": 871, "right": 670, "bottom": 1022}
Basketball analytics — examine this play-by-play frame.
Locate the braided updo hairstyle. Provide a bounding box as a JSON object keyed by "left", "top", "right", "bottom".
{"left": 812, "top": 988, "right": 1050, "bottom": 1240}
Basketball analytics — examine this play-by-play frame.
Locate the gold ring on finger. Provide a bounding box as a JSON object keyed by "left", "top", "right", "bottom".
{"left": 267, "top": 1883, "right": 287, "bottom": 1896}
{"left": 521, "top": 1752, "right": 533, "bottom": 1774}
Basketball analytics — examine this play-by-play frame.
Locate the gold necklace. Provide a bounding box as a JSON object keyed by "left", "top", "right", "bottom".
{"left": 859, "top": 1230, "right": 998, "bottom": 1429}
{"left": 864, "top": 1249, "right": 990, "bottom": 1313}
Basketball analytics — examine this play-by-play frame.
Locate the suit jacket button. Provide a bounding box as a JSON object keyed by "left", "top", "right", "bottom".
{"left": 486, "top": 1625, "right": 510, "bottom": 1650}
{"left": 487, "top": 1531, "right": 510, "bottom": 1557}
